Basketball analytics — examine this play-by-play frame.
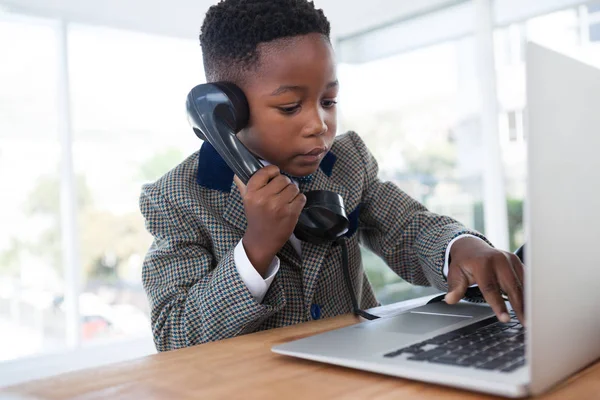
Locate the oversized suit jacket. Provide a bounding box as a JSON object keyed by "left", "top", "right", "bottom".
{"left": 140, "top": 131, "right": 485, "bottom": 351}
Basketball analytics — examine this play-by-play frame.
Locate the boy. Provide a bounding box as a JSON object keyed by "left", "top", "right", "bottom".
{"left": 140, "top": 0, "right": 525, "bottom": 352}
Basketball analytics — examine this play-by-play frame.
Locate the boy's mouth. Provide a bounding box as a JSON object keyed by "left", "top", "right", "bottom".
{"left": 303, "top": 147, "right": 328, "bottom": 156}
{"left": 295, "top": 147, "right": 328, "bottom": 165}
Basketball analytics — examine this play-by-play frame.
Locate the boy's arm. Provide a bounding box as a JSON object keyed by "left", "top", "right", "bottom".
{"left": 140, "top": 185, "right": 285, "bottom": 352}
{"left": 348, "top": 132, "right": 491, "bottom": 291}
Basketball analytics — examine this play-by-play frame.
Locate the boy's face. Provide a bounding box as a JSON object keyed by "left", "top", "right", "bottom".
{"left": 237, "top": 33, "right": 338, "bottom": 177}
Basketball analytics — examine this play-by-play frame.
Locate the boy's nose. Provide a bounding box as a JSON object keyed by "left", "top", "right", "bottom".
{"left": 302, "top": 109, "right": 328, "bottom": 137}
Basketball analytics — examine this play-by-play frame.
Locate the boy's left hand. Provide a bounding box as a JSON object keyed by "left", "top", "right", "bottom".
{"left": 444, "top": 237, "right": 525, "bottom": 325}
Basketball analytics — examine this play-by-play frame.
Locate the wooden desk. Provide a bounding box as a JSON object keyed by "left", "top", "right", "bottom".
{"left": 2, "top": 314, "right": 600, "bottom": 399}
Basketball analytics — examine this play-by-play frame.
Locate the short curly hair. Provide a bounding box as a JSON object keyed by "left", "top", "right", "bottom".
{"left": 199, "top": 0, "right": 331, "bottom": 82}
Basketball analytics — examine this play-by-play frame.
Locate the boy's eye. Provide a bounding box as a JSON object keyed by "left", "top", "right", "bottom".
{"left": 322, "top": 99, "right": 338, "bottom": 108}
{"left": 277, "top": 104, "right": 301, "bottom": 114}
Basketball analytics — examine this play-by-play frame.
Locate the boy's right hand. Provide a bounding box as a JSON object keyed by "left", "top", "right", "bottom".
{"left": 233, "top": 165, "right": 306, "bottom": 277}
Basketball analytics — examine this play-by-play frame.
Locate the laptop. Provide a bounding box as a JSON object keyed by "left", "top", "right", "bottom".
{"left": 272, "top": 42, "right": 600, "bottom": 398}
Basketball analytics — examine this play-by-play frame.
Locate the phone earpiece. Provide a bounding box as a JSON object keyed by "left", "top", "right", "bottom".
{"left": 210, "top": 82, "right": 250, "bottom": 132}
{"left": 186, "top": 82, "right": 349, "bottom": 245}
{"left": 186, "top": 83, "right": 261, "bottom": 184}
{"left": 187, "top": 82, "right": 249, "bottom": 140}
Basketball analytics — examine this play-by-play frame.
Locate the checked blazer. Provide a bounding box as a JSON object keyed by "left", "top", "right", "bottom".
{"left": 140, "top": 131, "right": 486, "bottom": 351}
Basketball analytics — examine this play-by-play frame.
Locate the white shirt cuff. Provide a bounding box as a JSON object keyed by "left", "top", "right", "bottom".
{"left": 234, "top": 239, "right": 280, "bottom": 303}
{"left": 443, "top": 234, "right": 482, "bottom": 279}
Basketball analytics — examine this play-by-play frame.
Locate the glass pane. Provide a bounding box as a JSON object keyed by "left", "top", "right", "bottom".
{"left": 494, "top": 8, "right": 600, "bottom": 253}
{"left": 507, "top": 111, "right": 518, "bottom": 142}
{"left": 588, "top": 3, "right": 600, "bottom": 14}
{"left": 338, "top": 40, "right": 474, "bottom": 303}
{"left": 0, "top": 15, "right": 66, "bottom": 360}
{"left": 68, "top": 24, "right": 204, "bottom": 343}
{"left": 590, "top": 23, "right": 600, "bottom": 42}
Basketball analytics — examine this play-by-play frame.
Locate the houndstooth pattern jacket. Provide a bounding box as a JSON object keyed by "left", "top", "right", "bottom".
{"left": 140, "top": 131, "right": 486, "bottom": 352}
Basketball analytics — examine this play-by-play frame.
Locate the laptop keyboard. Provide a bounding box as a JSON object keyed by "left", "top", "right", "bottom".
{"left": 384, "top": 312, "right": 525, "bottom": 372}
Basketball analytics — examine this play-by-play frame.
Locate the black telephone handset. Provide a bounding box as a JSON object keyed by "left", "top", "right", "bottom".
{"left": 185, "top": 82, "right": 349, "bottom": 245}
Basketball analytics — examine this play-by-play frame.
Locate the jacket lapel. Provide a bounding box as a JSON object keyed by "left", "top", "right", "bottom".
{"left": 222, "top": 182, "right": 247, "bottom": 233}
{"left": 279, "top": 242, "right": 302, "bottom": 270}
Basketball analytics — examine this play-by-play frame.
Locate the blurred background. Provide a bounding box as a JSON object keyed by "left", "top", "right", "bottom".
{"left": 2, "top": 0, "right": 600, "bottom": 383}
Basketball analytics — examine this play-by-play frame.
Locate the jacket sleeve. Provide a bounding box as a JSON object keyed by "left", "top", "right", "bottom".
{"left": 140, "top": 184, "right": 286, "bottom": 351}
{"left": 348, "top": 132, "right": 490, "bottom": 291}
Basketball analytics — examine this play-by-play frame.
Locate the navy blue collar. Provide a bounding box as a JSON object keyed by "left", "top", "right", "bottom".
{"left": 196, "top": 141, "right": 337, "bottom": 192}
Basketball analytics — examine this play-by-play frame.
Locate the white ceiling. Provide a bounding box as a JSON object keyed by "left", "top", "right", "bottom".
{"left": 0, "top": 0, "right": 459, "bottom": 40}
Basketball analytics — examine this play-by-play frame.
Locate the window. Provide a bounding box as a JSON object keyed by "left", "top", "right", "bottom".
{"left": 507, "top": 111, "right": 518, "bottom": 142}
{"left": 494, "top": 23, "right": 526, "bottom": 67}
{"left": 526, "top": 9, "right": 581, "bottom": 52}
{"left": 504, "top": 110, "right": 524, "bottom": 143}
{"left": 492, "top": 6, "right": 600, "bottom": 251}
{"left": 67, "top": 24, "right": 204, "bottom": 344}
{"left": 0, "top": 15, "right": 64, "bottom": 361}
{"left": 590, "top": 23, "right": 600, "bottom": 42}
{"left": 338, "top": 40, "right": 476, "bottom": 303}
{"left": 588, "top": 3, "right": 600, "bottom": 42}
{"left": 588, "top": 3, "right": 600, "bottom": 13}
{"left": 0, "top": 16, "right": 205, "bottom": 364}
